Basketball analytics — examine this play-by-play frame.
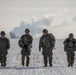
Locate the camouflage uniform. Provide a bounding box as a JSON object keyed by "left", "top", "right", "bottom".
{"left": 18, "top": 34, "right": 33, "bottom": 67}
{"left": 63, "top": 37, "right": 76, "bottom": 67}
{"left": 0, "top": 37, "right": 10, "bottom": 67}
{"left": 39, "top": 34, "right": 55, "bottom": 67}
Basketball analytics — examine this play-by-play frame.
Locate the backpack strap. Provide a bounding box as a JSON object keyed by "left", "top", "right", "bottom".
{"left": 48, "top": 33, "right": 56, "bottom": 47}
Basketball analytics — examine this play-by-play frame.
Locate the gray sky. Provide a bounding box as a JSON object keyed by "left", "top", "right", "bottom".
{"left": 0, "top": 0, "right": 76, "bottom": 38}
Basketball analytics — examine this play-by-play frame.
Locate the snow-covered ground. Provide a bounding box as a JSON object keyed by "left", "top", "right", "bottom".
{"left": 0, "top": 39, "right": 76, "bottom": 75}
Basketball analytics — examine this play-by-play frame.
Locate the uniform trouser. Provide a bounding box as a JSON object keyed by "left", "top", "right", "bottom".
{"left": 22, "top": 55, "right": 30, "bottom": 66}
{"left": 0, "top": 55, "right": 6, "bottom": 66}
{"left": 43, "top": 55, "right": 52, "bottom": 66}
{"left": 67, "top": 49, "right": 75, "bottom": 65}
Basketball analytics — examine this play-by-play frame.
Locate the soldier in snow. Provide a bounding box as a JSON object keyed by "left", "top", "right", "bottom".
{"left": 63, "top": 33, "right": 76, "bottom": 67}
{"left": 39, "top": 29, "right": 55, "bottom": 67}
{"left": 18, "top": 29, "right": 33, "bottom": 67}
{"left": 0, "top": 31, "right": 10, "bottom": 67}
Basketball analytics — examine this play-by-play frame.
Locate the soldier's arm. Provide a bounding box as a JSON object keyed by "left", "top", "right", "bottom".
{"left": 51, "top": 34, "right": 56, "bottom": 42}
{"left": 39, "top": 37, "right": 43, "bottom": 51}
{"left": 6, "top": 38, "right": 10, "bottom": 50}
{"left": 63, "top": 38, "right": 68, "bottom": 45}
{"left": 29, "top": 36, "right": 33, "bottom": 44}
{"left": 74, "top": 39, "right": 76, "bottom": 45}
{"left": 19, "top": 35, "right": 24, "bottom": 47}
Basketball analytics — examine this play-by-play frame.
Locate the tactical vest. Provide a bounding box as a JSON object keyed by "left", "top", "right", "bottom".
{"left": 67, "top": 39, "right": 75, "bottom": 48}
{"left": 41, "top": 34, "right": 55, "bottom": 48}
{"left": 18, "top": 34, "right": 32, "bottom": 48}
{"left": 64, "top": 38, "right": 76, "bottom": 52}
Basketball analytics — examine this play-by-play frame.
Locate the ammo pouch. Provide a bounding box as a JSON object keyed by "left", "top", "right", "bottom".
{"left": 23, "top": 45, "right": 28, "bottom": 52}
{"left": 21, "top": 45, "right": 29, "bottom": 55}
{"left": 64, "top": 45, "right": 76, "bottom": 52}
{"left": 67, "top": 41, "right": 74, "bottom": 48}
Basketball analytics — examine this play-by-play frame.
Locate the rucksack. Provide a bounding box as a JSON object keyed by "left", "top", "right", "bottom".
{"left": 48, "top": 33, "right": 56, "bottom": 48}
{"left": 18, "top": 40, "right": 23, "bottom": 47}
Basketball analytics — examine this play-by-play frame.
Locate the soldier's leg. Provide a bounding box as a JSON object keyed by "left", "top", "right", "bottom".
{"left": 21, "top": 55, "right": 25, "bottom": 66}
{"left": 71, "top": 52, "right": 75, "bottom": 67}
{"left": 48, "top": 50, "right": 53, "bottom": 67}
{"left": 3, "top": 56, "right": 7, "bottom": 67}
{"left": 1, "top": 55, "right": 4, "bottom": 67}
{"left": 0, "top": 54, "right": 2, "bottom": 66}
{"left": 67, "top": 52, "right": 71, "bottom": 67}
{"left": 48, "top": 55, "right": 52, "bottom": 67}
{"left": 26, "top": 55, "right": 30, "bottom": 67}
{"left": 43, "top": 55, "right": 47, "bottom": 67}
{"left": 1, "top": 61, "right": 3, "bottom": 67}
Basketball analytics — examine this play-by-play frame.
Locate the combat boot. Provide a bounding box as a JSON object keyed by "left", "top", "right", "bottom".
{"left": 44, "top": 63, "right": 47, "bottom": 67}
{"left": 26, "top": 56, "right": 30, "bottom": 67}
{"left": 1, "top": 62, "right": 4, "bottom": 67}
{"left": 71, "top": 62, "right": 73, "bottom": 67}
{"left": 68, "top": 63, "right": 70, "bottom": 67}
{"left": 71, "top": 64, "right": 73, "bottom": 67}
{"left": 26, "top": 63, "right": 29, "bottom": 67}
{"left": 3, "top": 62, "right": 6, "bottom": 67}
{"left": 49, "top": 63, "right": 52, "bottom": 67}
{"left": 44, "top": 65, "right": 47, "bottom": 67}
{"left": 22, "top": 60, "right": 24, "bottom": 66}
{"left": 26, "top": 60, "right": 29, "bottom": 67}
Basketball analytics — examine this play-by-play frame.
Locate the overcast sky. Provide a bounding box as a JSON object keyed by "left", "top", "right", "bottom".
{"left": 0, "top": 0, "right": 76, "bottom": 38}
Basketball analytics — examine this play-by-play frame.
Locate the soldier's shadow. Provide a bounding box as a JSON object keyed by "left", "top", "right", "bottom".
{"left": 0, "top": 66, "right": 46, "bottom": 70}
{"left": 0, "top": 66, "right": 76, "bottom": 70}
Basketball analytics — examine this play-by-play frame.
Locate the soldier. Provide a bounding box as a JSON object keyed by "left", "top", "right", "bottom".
{"left": 0, "top": 31, "right": 10, "bottom": 67}
{"left": 39, "top": 29, "right": 55, "bottom": 67}
{"left": 18, "top": 29, "right": 33, "bottom": 67}
{"left": 63, "top": 33, "right": 76, "bottom": 67}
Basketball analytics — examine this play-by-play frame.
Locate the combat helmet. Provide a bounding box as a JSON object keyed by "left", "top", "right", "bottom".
{"left": 25, "top": 28, "right": 30, "bottom": 32}
{"left": 43, "top": 29, "right": 48, "bottom": 33}
{"left": 0, "top": 31, "right": 6, "bottom": 35}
